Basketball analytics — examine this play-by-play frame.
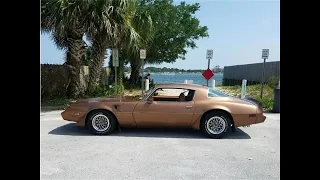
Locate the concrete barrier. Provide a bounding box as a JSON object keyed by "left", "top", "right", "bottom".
{"left": 212, "top": 80, "right": 215, "bottom": 89}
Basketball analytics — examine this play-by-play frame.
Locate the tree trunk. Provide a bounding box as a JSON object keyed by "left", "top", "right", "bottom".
{"left": 65, "top": 30, "right": 86, "bottom": 98}
{"left": 130, "top": 59, "right": 141, "bottom": 87}
{"left": 87, "top": 34, "right": 108, "bottom": 94}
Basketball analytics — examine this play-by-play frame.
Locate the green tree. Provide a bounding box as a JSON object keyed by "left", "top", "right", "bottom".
{"left": 128, "top": 0, "right": 209, "bottom": 85}
{"left": 86, "top": 0, "right": 146, "bottom": 94}
{"left": 144, "top": 66, "right": 205, "bottom": 73}
{"left": 213, "top": 65, "right": 221, "bottom": 73}
{"left": 41, "top": 0, "right": 88, "bottom": 98}
{"left": 115, "top": 0, "right": 155, "bottom": 86}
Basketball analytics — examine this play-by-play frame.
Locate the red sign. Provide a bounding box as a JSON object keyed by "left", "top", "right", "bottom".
{"left": 202, "top": 68, "right": 214, "bottom": 80}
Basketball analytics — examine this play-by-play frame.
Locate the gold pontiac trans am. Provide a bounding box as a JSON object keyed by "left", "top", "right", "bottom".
{"left": 61, "top": 83, "right": 266, "bottom": 139}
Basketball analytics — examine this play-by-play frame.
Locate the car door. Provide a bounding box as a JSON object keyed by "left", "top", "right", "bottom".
{"left": 166, "top": 100, "right": 195, "bottom": 127}
{"left": 133, "top": 100, "right": 195, "bottom": 127}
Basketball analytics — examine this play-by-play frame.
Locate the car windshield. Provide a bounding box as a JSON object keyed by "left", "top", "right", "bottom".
{"left": 208, "top": 88, "right": 230, "bottom": 97}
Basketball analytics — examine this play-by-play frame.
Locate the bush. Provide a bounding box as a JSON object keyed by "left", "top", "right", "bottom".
{"left": 267, "top": 76, "right": 280, "bottom": 89}
{"left": 256, "top": 97, "right": 274, "bottom": 110}
{"left": 108, "top": 83, "right": 125, "bottom": 95}
{"left": 41, "top": 98, "right": 72, "bottom": 106}
{"left": 123, "top": 81, "right": 139, "bottom": 90}
{"left": 86, "top": 84, "right": 111, "bottom": 97}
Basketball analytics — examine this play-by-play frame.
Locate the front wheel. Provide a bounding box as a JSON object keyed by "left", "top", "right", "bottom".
{"left": 201, "top": 111, "right": 232, "bottom": 139}
{"left": 86, "top": 110, "right": 117, "bottom": 135}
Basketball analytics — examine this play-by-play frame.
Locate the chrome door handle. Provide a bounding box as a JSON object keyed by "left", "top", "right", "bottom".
{"left": 185, "top": 106, "right": 193, "bottom": 109}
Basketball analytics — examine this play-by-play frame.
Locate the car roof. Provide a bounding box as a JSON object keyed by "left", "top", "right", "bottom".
{"left": 154, "top": 83, "right": 209, "bottom": 90}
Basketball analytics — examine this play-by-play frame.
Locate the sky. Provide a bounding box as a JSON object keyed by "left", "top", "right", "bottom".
{"left": 40, "top": 0, "right": 280, "bottom": 69}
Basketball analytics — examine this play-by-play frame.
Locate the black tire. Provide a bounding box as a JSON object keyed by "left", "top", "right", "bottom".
{"left": 200, "top": 111, "right": 232, "bottom": 139}
{"left": 86, "top": 110, "right": 117, "bottom": 135}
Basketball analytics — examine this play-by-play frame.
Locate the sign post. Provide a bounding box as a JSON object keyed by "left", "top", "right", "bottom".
{"left": 206, "top": 49, "right": 213, "bottom": 86}
{"left": 112, "top": 48, "right": 119, "bottom": 95}
{"left": 260, "top": 49, "right": 269, "bottom": 98}
{"left": 140, "top": 49, "right": 146, "bottom": 96}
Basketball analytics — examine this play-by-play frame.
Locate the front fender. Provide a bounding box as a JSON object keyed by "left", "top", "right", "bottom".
{"left": 87, "top": 105, "right": 115, "bottom": 114}
{"left": 71, "top": 102, "right": 121, "bottom": 126}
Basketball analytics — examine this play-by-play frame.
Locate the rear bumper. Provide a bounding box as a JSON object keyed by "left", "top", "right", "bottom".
{"left": 256, "top": 114, "right": 266, "bottom": 124}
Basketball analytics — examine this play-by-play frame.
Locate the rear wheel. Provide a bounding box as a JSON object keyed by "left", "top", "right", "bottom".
{"left": 86, "top": 110, "right": 117, "bottom": 135}
{"left": 201, "top": 111, "right": 231, "bottom": 139}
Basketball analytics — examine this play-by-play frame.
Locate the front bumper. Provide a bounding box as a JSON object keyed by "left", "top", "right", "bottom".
{"left": 61, "top": 106, "right": 87, "bottom": 126}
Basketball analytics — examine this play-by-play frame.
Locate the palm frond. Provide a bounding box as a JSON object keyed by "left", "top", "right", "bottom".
{"left": 41, "top": 0, "right": 89, "bottom": 47}
{"left": 50, "top": 33, "right": 68, "bottom": 50}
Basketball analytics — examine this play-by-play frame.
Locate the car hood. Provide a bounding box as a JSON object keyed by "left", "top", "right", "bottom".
{"left": 73, "top": 95, "right": 140, "bottom": 104}
{"left": 74, "top": 97, "right": 121, "bottom": 104}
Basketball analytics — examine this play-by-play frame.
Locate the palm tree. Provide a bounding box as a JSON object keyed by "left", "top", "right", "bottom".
{"left": 81, "top": 46, "right": 93, "bottom": 66}
{"left": 41, "top": 0, "right": 88, "bottom": 98}
{"left": 106, "top": 1, "right": 155, "bottom": 90}
{"left": 125, "top": 1, "right": 154, "bottom": 85}
{"left": 41, "top": 0, "right": 153, "bottom": 95}
{"left": 85, "top": 0, "right": 148, "bottom": 93}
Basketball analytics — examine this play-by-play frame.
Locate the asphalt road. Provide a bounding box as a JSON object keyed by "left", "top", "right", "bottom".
{"left": 40, "top": 111, "right": 280, "bottom": 180}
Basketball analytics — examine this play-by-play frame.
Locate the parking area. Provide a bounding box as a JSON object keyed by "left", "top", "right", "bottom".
{"left": 40, "top": 111, "right": 280, "bottom": 180}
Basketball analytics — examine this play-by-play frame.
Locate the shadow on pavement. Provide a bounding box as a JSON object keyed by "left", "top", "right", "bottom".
{"left": 49, "top": 123, "right": 91, "bottom": 136}
{"left": 49, "top": 123, "right": 251, "bottom": 139}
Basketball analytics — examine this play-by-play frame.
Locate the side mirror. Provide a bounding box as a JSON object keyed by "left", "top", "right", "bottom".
{"left": 147, "top": 97, "right": 153, "bottom": 104}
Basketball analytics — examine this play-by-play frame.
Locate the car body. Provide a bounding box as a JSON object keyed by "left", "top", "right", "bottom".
{"left": 61, "top": 83, "right": 266, "bottom": 138}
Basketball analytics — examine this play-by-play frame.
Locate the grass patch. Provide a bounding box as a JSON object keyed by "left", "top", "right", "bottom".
{"left": 122, "top": 88, "right": 141, "bottom": 96}
{"left": 217, "top": 84, "right": 275, "bottom": 111}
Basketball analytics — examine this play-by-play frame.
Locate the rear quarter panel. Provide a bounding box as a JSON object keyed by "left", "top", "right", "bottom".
{"left": 191, "top": 97, "right": 258, "bottom": 129}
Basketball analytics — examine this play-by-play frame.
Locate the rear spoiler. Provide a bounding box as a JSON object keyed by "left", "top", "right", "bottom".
{"left": 244, "top": 97, "right": 263, "bottom": 109}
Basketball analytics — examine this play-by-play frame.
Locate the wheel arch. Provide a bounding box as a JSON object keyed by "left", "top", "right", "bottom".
{"left": 85, "top": 108, "right": 119, "bottom": 126}
{"left": 200, "top": 109, "right": 235, "bottom": 131}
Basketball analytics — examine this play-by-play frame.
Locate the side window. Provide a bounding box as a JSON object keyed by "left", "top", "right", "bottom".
{"left": 151, "top": 88, "right": 195, "bottom": 102}
{"left": 154, "top": 88, "right": 184, "bottom": 96}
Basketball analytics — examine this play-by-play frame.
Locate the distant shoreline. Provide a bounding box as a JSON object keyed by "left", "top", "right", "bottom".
{"left": 125, "top": 72, "right": 223, "bottom": 75}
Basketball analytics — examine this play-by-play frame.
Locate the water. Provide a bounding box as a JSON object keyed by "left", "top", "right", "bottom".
{"left": 150, "top": 73, "right": 223, "bottom": 86}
